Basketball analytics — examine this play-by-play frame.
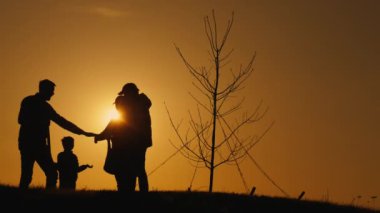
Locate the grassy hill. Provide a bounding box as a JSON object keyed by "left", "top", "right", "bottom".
{"left": 1, "top": 185, "right": 377, "bottom": 212}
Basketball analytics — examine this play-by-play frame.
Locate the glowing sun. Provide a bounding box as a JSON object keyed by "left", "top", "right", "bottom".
{"left": 107, "top": 108, "right": 121, "bottom": 121}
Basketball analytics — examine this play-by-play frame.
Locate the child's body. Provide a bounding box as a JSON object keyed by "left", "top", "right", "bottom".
{"left": 57, "top": 136, "right": 92, "bottom": 189}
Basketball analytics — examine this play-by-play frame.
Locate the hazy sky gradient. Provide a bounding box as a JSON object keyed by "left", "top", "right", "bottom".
{"left": 0, "top": 0, "right": 379, "bottom": 210}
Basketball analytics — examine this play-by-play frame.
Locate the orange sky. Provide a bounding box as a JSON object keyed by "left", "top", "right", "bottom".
{"left": 0, "top": 0, "right": 379, "bottom": 210}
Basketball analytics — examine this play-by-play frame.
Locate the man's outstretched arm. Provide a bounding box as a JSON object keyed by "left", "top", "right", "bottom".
{"left": 51, "top": 111, "right": 95, "bottom": 136}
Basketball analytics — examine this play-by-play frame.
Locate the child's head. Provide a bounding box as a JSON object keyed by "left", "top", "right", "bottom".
{"left": 61, "top": 136, "right": 74, "bottom": 151}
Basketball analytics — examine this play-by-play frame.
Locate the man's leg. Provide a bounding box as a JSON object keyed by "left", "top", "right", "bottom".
{"left": 138, "top": 171, "right": 148, "bottom": 192}
{"left": 37, "top": 148, "right": 57, "bottom": 189}
{"left": 138, "top": 149, "right": 148, "bottom": 192}
{"left": 115, "top": 172, "right": 136, "bottom": 192}
{"left": 19, "top": 151, "right": 35, "bottom": 189}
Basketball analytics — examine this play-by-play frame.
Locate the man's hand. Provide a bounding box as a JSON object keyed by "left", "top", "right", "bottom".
{"left": 83, "top": 132, "right": 97, "bottom": 137}
{"left": 94, "top": 135, "right": 103, "bottom": 144}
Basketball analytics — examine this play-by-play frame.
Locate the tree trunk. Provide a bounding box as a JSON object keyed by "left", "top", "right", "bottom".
{"left": 209, "top": 52, "right": 220, "bottom": 192}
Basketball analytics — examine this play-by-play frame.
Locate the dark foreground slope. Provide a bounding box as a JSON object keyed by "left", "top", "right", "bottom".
{"left": 0, "top": 185, "right": 377, "bottom": 213}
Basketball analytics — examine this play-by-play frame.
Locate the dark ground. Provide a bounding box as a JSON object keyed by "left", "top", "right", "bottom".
{"left": 0, "top": 185, "right": 378, "bottom": 212}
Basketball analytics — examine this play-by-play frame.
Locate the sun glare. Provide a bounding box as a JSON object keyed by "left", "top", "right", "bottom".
{"left": 108, "top": 108, "right": 121, "bottom": 121}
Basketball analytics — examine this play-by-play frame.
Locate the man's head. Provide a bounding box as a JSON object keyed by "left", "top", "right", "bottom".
{"left": 118, "top": 83, "right": 139, "bottom": 96}
{"left": 39, "top": 79, "right": 55, "bottom": 101}
{"left": 61, "top": 136, "right": 74, "bottom": 151}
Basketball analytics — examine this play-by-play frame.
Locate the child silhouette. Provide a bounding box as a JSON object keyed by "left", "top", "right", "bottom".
{"left": 57, "top": 136, "right": 92, "bottom": 190}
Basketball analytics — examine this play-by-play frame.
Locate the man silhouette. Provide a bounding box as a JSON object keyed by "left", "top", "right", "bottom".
{"left": 95, "top": 83, "right": 152, "bottom": 192}
{"left": 18, "top": 79, "right": 94, "bottom": 189}
{"left": 118, "top": 83, "right": 152, "bottom": 192}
